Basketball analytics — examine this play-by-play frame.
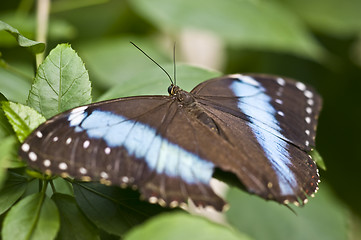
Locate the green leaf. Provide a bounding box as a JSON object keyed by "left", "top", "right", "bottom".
{"left": 2, "top": 192, "right": 60, "bottom": 240}
{"left": 0, "top": 65, "right": 32, "bottom": 104}
{"left": 0, "top": 14, "right": 75, "bottom": 47}
{"left": 73, "top": 182, "right": 173, "bottom": 237}
{"left": 52, "top": 193, "right": 100, "bottom": 240}
{"left": 76, "top": 37, "right": 168, "bottom": 90}
{"left": 226, "top": 184, "right": 349, "bottom": 240}
{"left": 310, "top": 149, "right": 326, "bottom": 171}
{"left": 0, "top": 92, "right": 7, "bottom": 102}
{"left": 2, "top": 101, "right": 45, "bottom": 142}
{"left": 0, "top": 172, "right": 28, "bottom": 215}
{"left": 283, "top": 0, "right": 361, "bottom": 37}
{"left": 130, "top": 0, "right": 325, "bottom": 61}
{"left": 124, "top": 212, "right": 252, "bottom": 240}
{"left": 28, "top": 44, "right": 92, "bottom": 119}
{"left": 52, "top": 178, "right": 73, "bottom": 196}
{"left": 0, "top": 20, "right": 45, "bottom": 53}
{"left": 0, "top": 136, "right": 25, "bottom": 189}
{"left": 0, "top": 94, "right": 14, "bottom": 138}
{"left": 98, "top": 63, "right": 221, "bottom": 101}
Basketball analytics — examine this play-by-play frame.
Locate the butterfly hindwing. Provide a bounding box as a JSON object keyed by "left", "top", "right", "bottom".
{"left": 191, "top": 74, "right": 321, "bottom": 204}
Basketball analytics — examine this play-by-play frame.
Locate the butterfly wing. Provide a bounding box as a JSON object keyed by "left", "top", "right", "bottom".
{"left": 19, "top": 96, "right": 226, "bottom": 210}
{"left": 190, "top": 74, "right": 322, "bottom": 204}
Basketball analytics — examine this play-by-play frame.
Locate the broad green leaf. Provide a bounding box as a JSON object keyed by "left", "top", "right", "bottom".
{"left": 28, "top": 44, "right": 92, "bottom": 119}
{"left": 310, "top": 149, "right": 326, "bottom": 171}
{"left": 98, "top": 63, "right": 221, "bottom": 100}
{"left": 2, "top": 101, "right": 45, "bottom": 142}
{"left": 76, "top": 37, "right": 169, "bottom": 90}
{"left": 0, "top": 172, "right": 27, "bottom": 215}
{"left": 0, "top": 20, "right": 45, "bottom": 53}
{"left": 2, "top": 192, "right": 60, "bottom": 240}
{"left": 0, "top": 64, "right": 32, "bottom": 104}
{"left": 226, "top": 184, "right": 349, "bottom": 240}
{"left": 283, "top": 0, "right": 361, "bottom": 37}
{"left": 125, "top": 212, "right": 252, "bottom": 240}
{"left": 73, "top": 182, "right": 173, "bottom": 237}
{"left": 52, "top": 193, "right": 100, "bottom": 240}
{"left": 130, "top": 0, "right": 325, "bottom": 61}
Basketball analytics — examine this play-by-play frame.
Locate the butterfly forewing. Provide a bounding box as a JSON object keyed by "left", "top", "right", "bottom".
{"left": 20, "top": 96, "right": 226, "bottom": 210}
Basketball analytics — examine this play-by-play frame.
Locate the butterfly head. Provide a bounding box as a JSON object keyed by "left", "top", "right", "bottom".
{"left": 168, "top": 85, "right": 194, "bottom": 105}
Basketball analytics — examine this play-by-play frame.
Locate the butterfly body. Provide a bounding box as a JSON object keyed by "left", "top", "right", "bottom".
{"left": 19, "top": 74, "right": 321, "bottom": 211}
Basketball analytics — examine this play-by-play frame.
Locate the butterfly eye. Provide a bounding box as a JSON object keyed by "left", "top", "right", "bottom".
{"left": 168, "top": 85, "right": 174, "bottom": 95}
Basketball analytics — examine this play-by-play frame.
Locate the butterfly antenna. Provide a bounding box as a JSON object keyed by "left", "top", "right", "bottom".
{"left": 130, "top": 41, "right": 174, "bottom": 85}
{"left": 173, "top": 42, "right": 177, "bottom": 86}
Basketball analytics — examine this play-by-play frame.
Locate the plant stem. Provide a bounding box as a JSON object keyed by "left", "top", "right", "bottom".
{"left": 36, "top": 0, "right": 50, "bottom": 68}
{"left": 50, "top": 179, "right": 56, "bottom": 193}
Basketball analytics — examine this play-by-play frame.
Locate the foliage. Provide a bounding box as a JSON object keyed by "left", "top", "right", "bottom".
{"left": 1, "top": 0, "right": 360, "bottom": 239}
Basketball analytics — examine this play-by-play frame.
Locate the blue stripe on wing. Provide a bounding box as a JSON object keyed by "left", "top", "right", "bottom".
{"left": 230, "top": 77, "right": 297, "bottom": 195}
{"left": 67, "top": 108, "right": 214, "bottom": 184}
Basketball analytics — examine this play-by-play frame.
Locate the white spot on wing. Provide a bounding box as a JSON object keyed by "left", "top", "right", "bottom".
{"left": 275, "top": 99, "right": 283, "bottom": 105}
{"left": 100, "top": 171, "right": 109, "bottom": 179}
{"left": 59, "top": 162, "right": 68, "bottom": 170}
{"left": 53, "top": 136, "right": 59, "bottom": 142}
{"left": 238, "top": 75, "right": 260, "bottom": 86}
{"left": 307, "top": 99, "right": 314, "bottom": 106}
{"left": 305, "top": 117, "right": 311, "bottom": 124}
{"left": 277, "top": 78, "right": 285, "bottom": 86}
{"left": 71, "top": 106, "right": 88, "bottom": 114}
{"left": 21, "top": 143, "right": 30, "bottom": 152}
{"left": 68, "top": 106, "right": 88, "bottom": 127}
{"left": 305, "top": 130, "right": 310, "bottom": 135}
{"left": 296, "top": 82, "right": 306, "bottom": 91}
{"left": 104, "top": 147, "right": 111, "bottom": 155}
{"left": 304, "top": 90, "right": 313, "bottom": 98}
{"left": 149, "top": 196, "right": 158, "bottom": 204}
{"left": 36, "top": 131, "right": 43, "bottom": 138}
{"left": 43, "top": 159, "right": 51, "bottom": 167}
{"left": 277, "top": 111, "right": 284, "bottom": 117}
{"left": 228, "top": 73, "right": 242, "bottom": 79}
{"left": 79, "top": 167, "right": 87, "bottom": 175}
{"left": 66, "top": 138, "right": 72, "bottom": 145}
{"left": 28, "top": 152, "right": 37, "bottom": 161}
{"left": 306, "top": 107, "right": 312, "bottom": 114}
{"left": 83, "top": 140, "right": 90, "bottom": 149}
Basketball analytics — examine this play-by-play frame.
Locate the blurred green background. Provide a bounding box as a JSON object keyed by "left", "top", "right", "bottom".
{"left": 1, "top": 0, "right": 361, "bottom": 239}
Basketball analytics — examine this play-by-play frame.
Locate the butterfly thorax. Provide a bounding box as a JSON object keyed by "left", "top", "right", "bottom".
{"left": 169, "top": 85, "right": 220, "bottom": 133}
{"left": 168, "top": 85, "right": 194, "bottom": 105}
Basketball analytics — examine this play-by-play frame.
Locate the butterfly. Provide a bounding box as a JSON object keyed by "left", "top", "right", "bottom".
{"left": 19, "top": 70, "right": 322, "bottom": 211}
